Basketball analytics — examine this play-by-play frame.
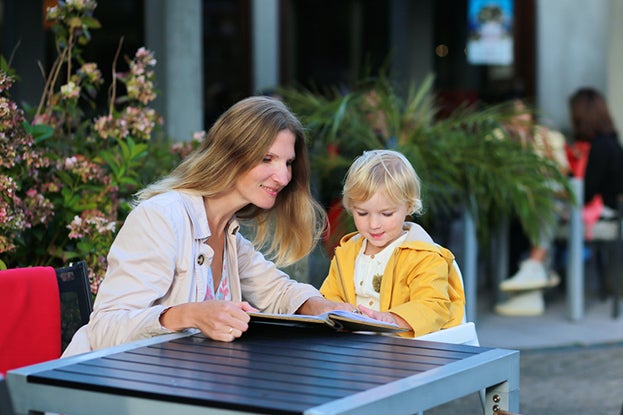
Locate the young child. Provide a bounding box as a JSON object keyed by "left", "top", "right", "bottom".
{"left": 319, "top": 149, "right": 465, "bottom": 337}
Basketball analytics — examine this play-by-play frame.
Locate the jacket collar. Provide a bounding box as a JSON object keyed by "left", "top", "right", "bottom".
{"left": 177, "top": 191, "right": 240, "bottom": 241}
{"left": 339, "top": 221, "right": 435, "bottom": 246}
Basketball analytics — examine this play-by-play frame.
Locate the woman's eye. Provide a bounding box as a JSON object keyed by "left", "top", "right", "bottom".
{"left": 262, "top": 156, "right": 272, "bottom": 163}
{"left": 383, "top": 212, "right": 394, "bottom": 217}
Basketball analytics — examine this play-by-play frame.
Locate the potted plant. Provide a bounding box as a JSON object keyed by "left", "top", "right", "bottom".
{"left": 279, "top": 73, "right": 573, "bottom": 256}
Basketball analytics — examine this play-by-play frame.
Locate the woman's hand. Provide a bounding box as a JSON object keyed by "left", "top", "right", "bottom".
{"left": 160, "top": 300, "right": 258, "bottom": 342}
{"left": 296, "top": 296, "right": 359, "bottom": 315}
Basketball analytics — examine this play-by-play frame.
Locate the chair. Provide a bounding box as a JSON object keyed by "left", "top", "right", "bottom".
{"left": 556, "top": 189, "right": 623, "bottom": 319}
{"left": 577, "top": 195, "right": 623, "bottom": 318}
{"left": 56, "top": 260, "right": 94, "bottom": 348}
{"left": 0, "top": 260, "right": 93, "bottom": 375}
{"left": 609, "top": 195, "right": 623, "bottom": 318}
{"left": 0, "top": 374, "right": 15, "bottom": 415}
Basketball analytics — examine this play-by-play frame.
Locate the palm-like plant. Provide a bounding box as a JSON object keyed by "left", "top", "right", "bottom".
{"left": 279, "top": 74, "right": 573, "bottom": 252}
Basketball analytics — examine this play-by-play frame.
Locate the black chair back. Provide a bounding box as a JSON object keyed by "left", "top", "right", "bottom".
{"left": 55, "top": 261, "right": 94, "bottom": 349}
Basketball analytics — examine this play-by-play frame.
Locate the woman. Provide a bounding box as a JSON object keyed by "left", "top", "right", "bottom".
{"left": 63, "top": 96, "right": 350, "bottom": 355}
{"left": 569, "top": 87, "right": 623, "bottom": 210}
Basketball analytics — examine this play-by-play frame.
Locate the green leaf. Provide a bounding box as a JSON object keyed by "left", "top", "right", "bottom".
{"left": 23, "top": 122, "right": 54, "bottom": 143}
{"left": 81, "top": 16, "right": 101, "bottom": 29}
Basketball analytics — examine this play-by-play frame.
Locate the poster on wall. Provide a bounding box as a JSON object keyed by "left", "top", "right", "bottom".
{"left": 466, "top": 0, "right": 514, "bottom": 65}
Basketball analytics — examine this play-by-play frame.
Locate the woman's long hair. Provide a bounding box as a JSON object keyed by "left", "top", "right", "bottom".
{"left": 569, "top": 88, "right": 616, "bottom": 141}
{"left": 136, "top": 96, "right": 326, "bottom": 266}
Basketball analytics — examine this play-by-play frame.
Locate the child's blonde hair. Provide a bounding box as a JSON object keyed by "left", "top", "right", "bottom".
{"left": 342, "top": 149, "right": 422, "bottom": 215}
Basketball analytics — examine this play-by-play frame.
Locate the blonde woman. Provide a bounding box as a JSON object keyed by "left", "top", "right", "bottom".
{"left": 64, "top": 96, "right": 347, "bottom": 355}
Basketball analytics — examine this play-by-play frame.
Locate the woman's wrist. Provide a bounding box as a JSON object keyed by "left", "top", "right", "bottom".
{"left": 159, "top": 303, "right": 192, "bottom": 331}
{"left": 296, "top": 296, "right": 330, "bottom": 315}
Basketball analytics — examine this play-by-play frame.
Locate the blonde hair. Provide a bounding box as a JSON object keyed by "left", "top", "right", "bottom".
{"left": 342, "top": 149, "right": 422, "bottom": 215}
{"left": 135, "top": 96, "right": 326, "bottom": 266}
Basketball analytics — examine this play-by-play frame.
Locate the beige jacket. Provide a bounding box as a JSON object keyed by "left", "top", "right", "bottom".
{"left": 63, "top": 191, "right": 320, "bottom": 356}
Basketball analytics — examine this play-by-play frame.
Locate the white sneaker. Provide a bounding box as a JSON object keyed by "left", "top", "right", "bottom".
{"left": 494, "top": 290, "right": 545, "bottom": 316}
{"left": 500, "top": 259, "right": 559, "bottom": 292}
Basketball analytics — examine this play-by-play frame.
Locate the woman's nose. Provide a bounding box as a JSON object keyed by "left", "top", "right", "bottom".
{"left": 273, "top": 163, "right": 291, "bottom": 185}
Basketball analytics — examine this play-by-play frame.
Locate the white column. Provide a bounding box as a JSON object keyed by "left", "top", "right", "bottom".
{"left": 252, "top": 0, "right": 279, "bottom": 94}
{"left": 607, "top": 0, "right": 623, "bottom": 135}
{"left": 145, "top": 0, "right": 204, "bottom": 141}
{"left": 536, "top": 0, "right": 609, "bottom": 130}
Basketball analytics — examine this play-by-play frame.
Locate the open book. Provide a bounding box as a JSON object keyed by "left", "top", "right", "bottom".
{"left": 247, "top": 310, "right": 408, "bottom": 333}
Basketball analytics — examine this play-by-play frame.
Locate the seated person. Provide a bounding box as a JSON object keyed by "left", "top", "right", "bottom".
{"left": 319, "top": 149, "right": 465, "bottom": 337}
{"left": 62, "top": 96, "right": 353, "bottom": 356}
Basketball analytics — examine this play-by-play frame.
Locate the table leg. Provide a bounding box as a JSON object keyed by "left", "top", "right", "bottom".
{"left": 484, "top": 380, "right": 520, "bottom": 415}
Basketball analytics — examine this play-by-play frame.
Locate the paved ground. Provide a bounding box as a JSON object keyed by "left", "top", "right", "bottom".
{"left": 426, "top": 342, "right": 623, "bottom": 415}
{"left": 426, "top": 289, "right": 623, "bottom": 415}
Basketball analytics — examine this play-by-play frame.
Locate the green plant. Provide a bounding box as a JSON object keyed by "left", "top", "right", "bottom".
{"left": 280, "top": 73, "right": 573, "bottom": 252}
{"left": 0, "top": 1, "right": 198, "bottom": 293}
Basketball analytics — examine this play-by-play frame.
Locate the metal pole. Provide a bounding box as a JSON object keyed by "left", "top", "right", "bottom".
{"left": 463, "top": 209, "right": 478, "bottom": 323}
{"left": 567, "top": 178, "right": 584, "bottom": 320}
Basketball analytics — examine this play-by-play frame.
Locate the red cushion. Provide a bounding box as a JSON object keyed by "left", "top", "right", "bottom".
{"left": 0, "top": 266, "right": 61, "bottom": 375}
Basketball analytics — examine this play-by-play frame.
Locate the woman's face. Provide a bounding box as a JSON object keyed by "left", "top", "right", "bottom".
{"left": 234, "top": 129, "right": 295, "bottom": 210}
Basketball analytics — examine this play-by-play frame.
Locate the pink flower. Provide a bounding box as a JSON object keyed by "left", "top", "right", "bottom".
{"left": 60, "top": 81, "right": 80, "bottom": 99}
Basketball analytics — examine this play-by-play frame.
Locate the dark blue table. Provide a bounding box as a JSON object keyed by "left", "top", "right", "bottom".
{"left": 7, "top": 327, "right": 519, "bottom": 414}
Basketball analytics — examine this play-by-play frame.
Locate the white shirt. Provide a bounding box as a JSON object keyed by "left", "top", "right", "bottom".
{"left": 354, "top": 232, "right": 408, "bottom": 310}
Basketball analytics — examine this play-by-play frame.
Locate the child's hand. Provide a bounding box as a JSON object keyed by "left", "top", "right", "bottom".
{"left": 357, "top": 305, "right": 411, "bottom": 330}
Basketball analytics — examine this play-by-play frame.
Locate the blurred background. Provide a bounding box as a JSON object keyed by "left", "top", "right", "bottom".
{"left": 2, "top": 0, "right": 621, "bottom": 142}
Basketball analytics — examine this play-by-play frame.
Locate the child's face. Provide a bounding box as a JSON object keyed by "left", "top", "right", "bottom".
{"left": 351, "top": 191, "right": 410, "bottom": 256}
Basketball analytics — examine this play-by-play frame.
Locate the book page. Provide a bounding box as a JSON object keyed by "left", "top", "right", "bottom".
{"left": 247, "top": 311, "right": 407, "bottom": 333}
{"left": 324, "top": 310, "right": 408, "bottom": 333}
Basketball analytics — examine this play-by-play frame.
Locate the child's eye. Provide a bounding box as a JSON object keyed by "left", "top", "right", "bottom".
{"left": 382, "top": 212, "right": 395, "bottom": 217}
{"left": 262, "top": 156, "right": 272, "bottom": 163}
{"left": 355, "top": 211, "right": 368, "bottom": 217}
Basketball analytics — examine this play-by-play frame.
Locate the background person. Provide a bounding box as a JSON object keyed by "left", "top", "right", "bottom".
{"left": 495, "top": 99, "right": 567, "bottom": 316}
{"left": 63, "top": 96, "right": 353, "bottom": 356}
{"left": 568, "top": 87, "right": 623, "bottom": 217}
{"left": 319, "top": 149, "right": 465, "bottom": 337}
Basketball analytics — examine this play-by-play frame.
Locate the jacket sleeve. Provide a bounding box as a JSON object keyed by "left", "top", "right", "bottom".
{"left": 86, "top": 201, "right": 182, "bottom": 350}
{"left": 235, "top": 234, "right": 321, "bottom": 314}
{"left": 387, "top": 250, "right": 455, "bottom": 337}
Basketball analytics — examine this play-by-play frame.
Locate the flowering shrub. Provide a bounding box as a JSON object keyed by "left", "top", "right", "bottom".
{"left": 0, "top": 0, "right": 201, "bottom": 294}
